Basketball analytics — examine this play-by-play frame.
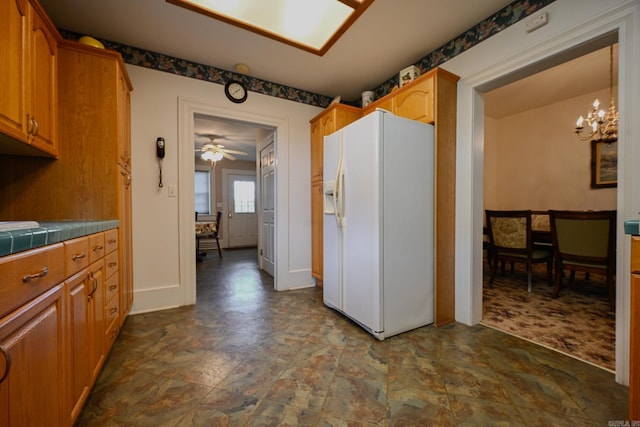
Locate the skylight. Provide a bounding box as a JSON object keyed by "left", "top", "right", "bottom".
{"left": 166, "top": 0, "right": 374, "bottom": 56}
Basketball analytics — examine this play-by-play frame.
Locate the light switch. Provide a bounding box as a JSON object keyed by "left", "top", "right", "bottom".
{"left": 168, "top": 185, "right": 177, "bottom": 197}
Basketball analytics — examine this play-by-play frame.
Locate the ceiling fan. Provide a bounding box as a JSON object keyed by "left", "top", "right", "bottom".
{"left": 196, "top": 134, "right": 248, "bottom": 162}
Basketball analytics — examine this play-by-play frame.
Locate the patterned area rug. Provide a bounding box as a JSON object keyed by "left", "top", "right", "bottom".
{"left": 481, "top": 262, "right": 616, "bottom": 372}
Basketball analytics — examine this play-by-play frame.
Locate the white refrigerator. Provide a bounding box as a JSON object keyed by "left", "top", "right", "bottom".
{"left": 323, "top": 109, "right": 435, "bottom": 340}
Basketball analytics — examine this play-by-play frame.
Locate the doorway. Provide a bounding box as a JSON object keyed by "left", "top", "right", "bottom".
{"left": 480, "top": 42, "right": 619, "bottom": 370}
{"left": 177, "top": 97, "right": 290, "bottom": 308}
{"left": 454, "top": 21, "right": 635, "bottom": 383}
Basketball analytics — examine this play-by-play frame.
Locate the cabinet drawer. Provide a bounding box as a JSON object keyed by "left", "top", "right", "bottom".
{"left": 64, "top": 237, "right": 89, "bottom": 277}
{"left": 105, "top": 251, "right": 118, "bottom": 279}
{"left": 0, "top": 243, "right": 64, "bottom": 318}
{"left": 105, "top": 314, "right": 120, "bottom": 349}
{"left": 104, "top": 229, "right": 118, "bottom": 255}
{"left": 88, "top": 232, "right": 105, "bottom": 263}
{"left": 105, "top": 294, "right": 120, "bottom": 349}
{"left": 105, "top": 273, "right": 119, "bottom": 302}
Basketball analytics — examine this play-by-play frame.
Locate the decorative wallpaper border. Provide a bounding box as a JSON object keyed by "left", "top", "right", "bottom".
{"left": 60, "top": 0, "right": 554, "bottom": 109}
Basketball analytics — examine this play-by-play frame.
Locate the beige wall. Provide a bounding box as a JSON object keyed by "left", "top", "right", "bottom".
{"left": 484, "top": 87, "right": 617, "bottom": 212}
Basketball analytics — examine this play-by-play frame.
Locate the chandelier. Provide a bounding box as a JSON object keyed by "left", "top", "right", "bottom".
{"left": 575, "top": 45, "right": 619, "bottom": 143}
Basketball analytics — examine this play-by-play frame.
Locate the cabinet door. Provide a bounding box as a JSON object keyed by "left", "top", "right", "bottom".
{"left": 311, "top": 181, "right": 323, "bottom": 281}
{"left": 88, "top": 260, "right": 105, "bottom": 379}
{"left": 66, "top": 270, "right": 90, "bottom": 423}
{"left": 0, "top": 0, "right": 28, "bottom": 141}
{"left": 66, "top": 260, "right": 105, "bottom": 424}
{"left": 0, "top": 284, "right": 65, "bottom": 427}
{"left": 631, "top": 271, "right": 640, "bottom": 420}
{"left": 119, "top": 167, "right": 134, "bottom": 324}
{"left": 27, "top": 0, "right": 58, "bottom": 155}
{"left": 310, "top": 119, "right": 323, "bottom": 182}
{"left": 117, "top": 70, "right": 132, "bottom": 172}
{"left": 392, "top": 76, "right": 434, "bottom": 124}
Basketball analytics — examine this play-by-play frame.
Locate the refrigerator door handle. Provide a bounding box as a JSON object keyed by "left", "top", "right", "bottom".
{"left": 335, "top": 136, "right": 345, "bottom": 228}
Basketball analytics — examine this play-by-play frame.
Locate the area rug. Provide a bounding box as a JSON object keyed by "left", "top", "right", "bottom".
{"left": 480, "top": 262, "right": 616, "bottom": 372}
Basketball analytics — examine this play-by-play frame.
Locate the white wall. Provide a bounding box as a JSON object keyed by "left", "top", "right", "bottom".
{"left": 446, "top": 0, "right": 640, "bottom": 384}
{"left": 484, "top": 88, "right": 617, "bottom": 211}
{"left": 128, "top": 65, "right": 322, "bottom": 313}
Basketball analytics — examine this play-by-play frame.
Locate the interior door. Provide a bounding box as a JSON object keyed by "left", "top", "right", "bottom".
{"left": 260, "top": 140, "right": 275, "bottom": 276}
{"left": 227, "top": 173, "right": 258, "bottom": 248}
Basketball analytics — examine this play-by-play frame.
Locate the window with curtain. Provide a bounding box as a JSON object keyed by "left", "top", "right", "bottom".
{"left": 195, "top": 170, "right": 211, "bottom": 214}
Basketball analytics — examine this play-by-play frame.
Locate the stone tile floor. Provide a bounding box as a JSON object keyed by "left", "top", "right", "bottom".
{"left": 77, "top": 248, "right": 628, "bottom": 426}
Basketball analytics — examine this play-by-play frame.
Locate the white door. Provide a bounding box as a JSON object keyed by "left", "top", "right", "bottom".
{"left": 227, "top": 173, "right": 258, "bottom": 247}
{"left": 260, "top": 140, "right": 275, "bottom": 276}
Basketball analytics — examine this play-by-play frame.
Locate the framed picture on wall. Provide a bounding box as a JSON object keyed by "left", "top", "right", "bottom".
{"left": 591, "top": 140, "right": 617, "bottom": 188}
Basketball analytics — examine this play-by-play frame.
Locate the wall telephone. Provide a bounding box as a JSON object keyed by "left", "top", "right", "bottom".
{"left": 156, "top": 137, "right": 165, "bottom": 158}
{"left": 156, "top": 137, "right": 165, "bottom": 187}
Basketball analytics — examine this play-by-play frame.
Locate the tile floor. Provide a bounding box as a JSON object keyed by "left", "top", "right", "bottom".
{"left": 76, "top": 248, "right": 628, "bottom": 426}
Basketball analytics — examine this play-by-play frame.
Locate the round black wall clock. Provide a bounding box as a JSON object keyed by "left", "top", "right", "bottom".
{"left": 224, "top": 80, "right": 248, "bottom": 103}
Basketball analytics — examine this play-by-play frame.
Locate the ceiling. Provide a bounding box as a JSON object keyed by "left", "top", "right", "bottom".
{"left": 38, "top": 0, "right": 616, "bottom": 161}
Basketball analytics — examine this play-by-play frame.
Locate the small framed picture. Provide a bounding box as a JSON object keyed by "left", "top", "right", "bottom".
{"left": 591, "top": 140, "right": 617, "bottom": 188}
{"left": 399, "top": 65, "right": 420, "bottom": 87}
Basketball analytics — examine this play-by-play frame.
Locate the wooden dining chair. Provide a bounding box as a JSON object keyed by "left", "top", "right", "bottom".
{"left": 197, "top": 211, "right": 223, "bottom": 259}
{"left": 549, "top": 210, "right": 616, "bottom": 310}
{"left": 485, "top": 210, "right": 553, "bottom": 292}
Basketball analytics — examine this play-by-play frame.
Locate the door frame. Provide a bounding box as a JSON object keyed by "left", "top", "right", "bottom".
{"left": 177, "top": 97, "right": 290, "bottom": 306}
{"left": 222, "top": 168, "right": 258, "bottom": 248}
{"left": 454, "top": 4, "right": 640, "bottom": 385}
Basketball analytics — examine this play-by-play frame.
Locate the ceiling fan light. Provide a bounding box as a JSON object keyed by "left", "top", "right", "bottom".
{"left": 201, "top": 150, "right": 223, "bottom": 162}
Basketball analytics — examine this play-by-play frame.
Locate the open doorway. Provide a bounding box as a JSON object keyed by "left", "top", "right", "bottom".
{"left": 193, "top": 114, "right": 275, "bottom": 273}
{"left": 480, "top": 41, "right": 619, "bottom": 371}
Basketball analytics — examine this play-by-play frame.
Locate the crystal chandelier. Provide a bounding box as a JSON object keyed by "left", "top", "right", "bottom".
{"left": 575, "top": 45, "right": 619, "bottom": 143}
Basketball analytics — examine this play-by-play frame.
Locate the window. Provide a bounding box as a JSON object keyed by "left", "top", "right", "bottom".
{"left": 234, "top": 180, "right": 255, "bottom": 213}
{"left": 195, "top": 170, "right": 211, "bottom": 214}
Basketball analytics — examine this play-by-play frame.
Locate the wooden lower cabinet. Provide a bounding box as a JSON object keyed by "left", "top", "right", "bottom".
{"left": 0, "top": 229, "right": 122, "bottom": 426}
{"left": 311, "top": 181, "right": 324, "bottom": 281}
{"left": 630, "top": 236, "right": 640, "bottom": 420}
{"left": 0, "top": 284, "right": 66, "bottom": 427}
{"left": 66, "top": 259, "right": 105, "bottom": 424}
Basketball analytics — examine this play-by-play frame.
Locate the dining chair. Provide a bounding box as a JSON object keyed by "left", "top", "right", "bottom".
{"left": 197, "top": 211, "right": 223, "bottom": 259}
{"left": 485, "top": 210, "right": 553, "bottom": 292}
{"left": 549, "top": 210, "right": 616, "bottom": 310}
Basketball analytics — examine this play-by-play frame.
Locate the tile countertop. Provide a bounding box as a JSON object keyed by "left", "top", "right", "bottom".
{"left": 0, "top": 220, "right": 119, "bottom": 257}
{"left": 624, "top": 219, "right": 640, "bottom": 236}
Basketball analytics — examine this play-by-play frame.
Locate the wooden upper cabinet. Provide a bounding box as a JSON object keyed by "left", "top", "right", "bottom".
{"left": 117, "top": 71, "right": 132, "bottom": 172}
{"left": 27, "top": 0, "right": 58, "bottom": 156}
{"left": 0, "top": 0, "right": 59, "bottom": 157}
{"left": 0, "top": 0, "right": 28, "bottom": 143}
{"left": 392, "top": 75, "right": 434, "bottom": 123}
{"left": 309, "top": 104, "right": 361, "bottom": 183}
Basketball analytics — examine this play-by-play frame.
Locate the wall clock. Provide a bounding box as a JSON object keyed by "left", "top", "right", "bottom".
{"left": 224, "top": 80, "right": 248, "bottom": 103}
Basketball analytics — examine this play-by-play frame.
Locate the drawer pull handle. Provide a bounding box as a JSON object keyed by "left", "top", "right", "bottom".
{"left": 87, "top": 272, "right": 98, "bottom": 300}
{"left": 93, "top": 245, "right": 104, "bottom": 252}
{"left": 108, "top": 239, "right": 117, "bottom": 244}
{"left": 72, "top": 253, "right": 86, "bottom": 261}
{"left": 109, "top": 285, "right": 117, "bottom": 291}
{"left": 23, "top": 267, "right": 48, "bottom": 282}
{"left": 108, "top": 262, "right": 117, "bottom": 268}
{"left": 109, "top": 307, "right": 118, "bottom": 315}
{"left": 0, "top": 345, "right": 10, "bottom": 384}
